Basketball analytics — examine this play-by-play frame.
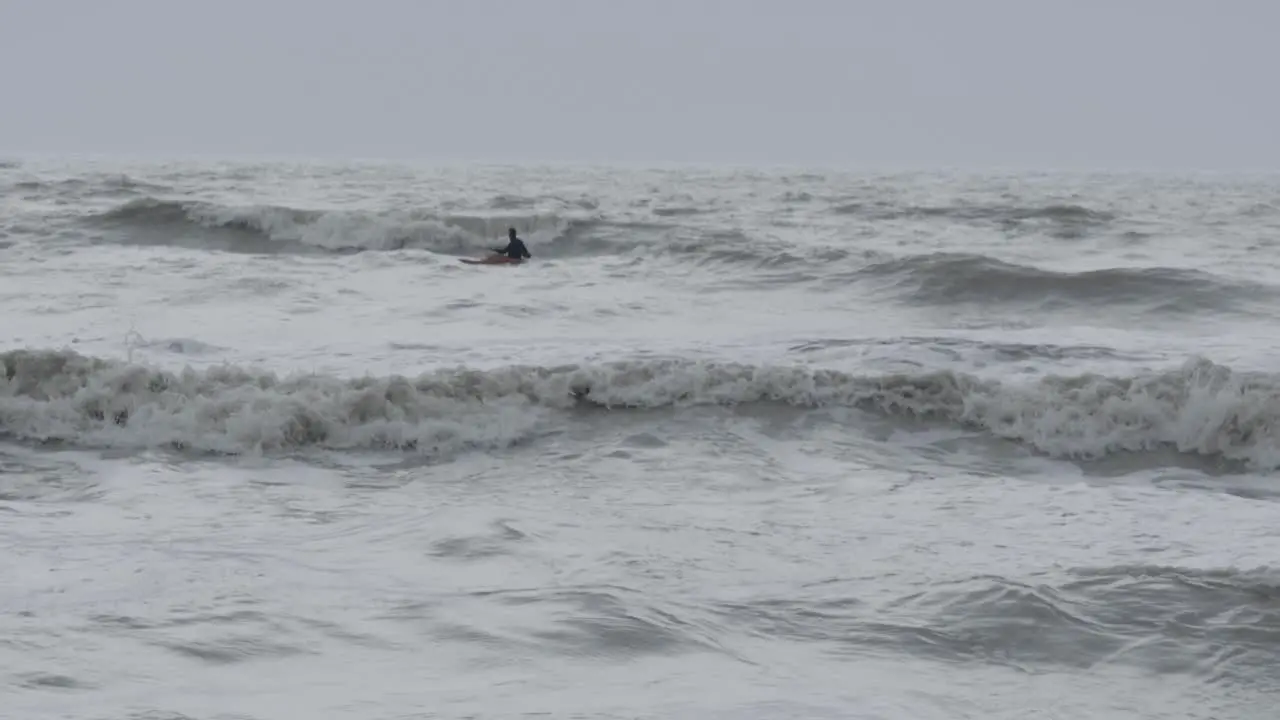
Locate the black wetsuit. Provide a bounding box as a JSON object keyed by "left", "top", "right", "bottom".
{"left": 494, "top": 237, "right": 531, "bottom": 259}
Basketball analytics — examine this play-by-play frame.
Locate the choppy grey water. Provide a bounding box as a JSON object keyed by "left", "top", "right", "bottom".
{"left": 3, "top": 157, "right": 1280, "bottom": 719}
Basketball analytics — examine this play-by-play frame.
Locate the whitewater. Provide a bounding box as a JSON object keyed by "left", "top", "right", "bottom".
{"left": 3, "top": 157, "right": 1280, "bottom": 719}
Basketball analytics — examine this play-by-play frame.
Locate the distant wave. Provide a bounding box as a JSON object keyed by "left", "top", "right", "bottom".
{"left": 849, "top": 252, "right": 1273, "bottom": 313}
{"left": 787, "top": 335, "right": 1144, "bottom": 363}
{"left": 832, "top": 201, "right": 1113, "bottom": 239}
{"left": 488, "top": 192, "right": 599, "bottom": 211}
{"left": 13, "top": 174, "right": 170, "bottom": 198}
{"left": 3, "top": 349, "right": 1278, "bottom": 469}
{"left": 651, "top": 206, "right": 710, "bottom": 217}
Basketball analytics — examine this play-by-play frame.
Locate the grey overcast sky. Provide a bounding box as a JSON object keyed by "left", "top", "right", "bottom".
{"left": 2, "top": 0, "right": 1277, "bottom": 170}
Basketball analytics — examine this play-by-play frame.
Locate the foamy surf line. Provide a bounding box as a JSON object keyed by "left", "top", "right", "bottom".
{"left": 2, "top": 349, "right": 1277, "bottom": 469}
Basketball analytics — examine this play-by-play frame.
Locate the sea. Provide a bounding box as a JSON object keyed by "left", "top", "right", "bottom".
{"left": 2, "top": 156, "right": 1279, "bottom": 720}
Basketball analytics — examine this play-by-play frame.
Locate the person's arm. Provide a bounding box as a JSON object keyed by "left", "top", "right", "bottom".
{"left": 491, "top": 241, "right": 510, "bottom": 254}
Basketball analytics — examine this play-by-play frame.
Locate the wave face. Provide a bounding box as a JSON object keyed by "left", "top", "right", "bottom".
{"left": 3, "top": 349, "right": 1278, "bottom": 468}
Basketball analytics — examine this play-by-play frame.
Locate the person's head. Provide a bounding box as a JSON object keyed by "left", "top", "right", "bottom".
{"left": 508, "top": 227, "right": 517, "bottom": 239}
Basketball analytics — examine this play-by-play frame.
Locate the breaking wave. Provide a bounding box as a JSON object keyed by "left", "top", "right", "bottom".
{"left": 3, "top": 349, "right": 1279, "bottom": 468}
{"left": 80, "top": 197, "right": 833, "bottom": 266}
{"left": 86, "top": 197, "right": 577, "bottom": 255}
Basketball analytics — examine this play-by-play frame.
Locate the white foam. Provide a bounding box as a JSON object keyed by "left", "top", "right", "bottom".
{"left": 3, "top": 349, "right": 1279, "bottom": 468}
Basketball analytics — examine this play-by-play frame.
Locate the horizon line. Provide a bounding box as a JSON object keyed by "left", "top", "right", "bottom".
{"left": 3, "top": 149, "right": 1279, "bottom": 176}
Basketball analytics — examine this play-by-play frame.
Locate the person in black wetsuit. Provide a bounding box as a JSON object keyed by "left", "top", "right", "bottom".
{"left": 492, "top": 228, "right": 532, "bottom": 260}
